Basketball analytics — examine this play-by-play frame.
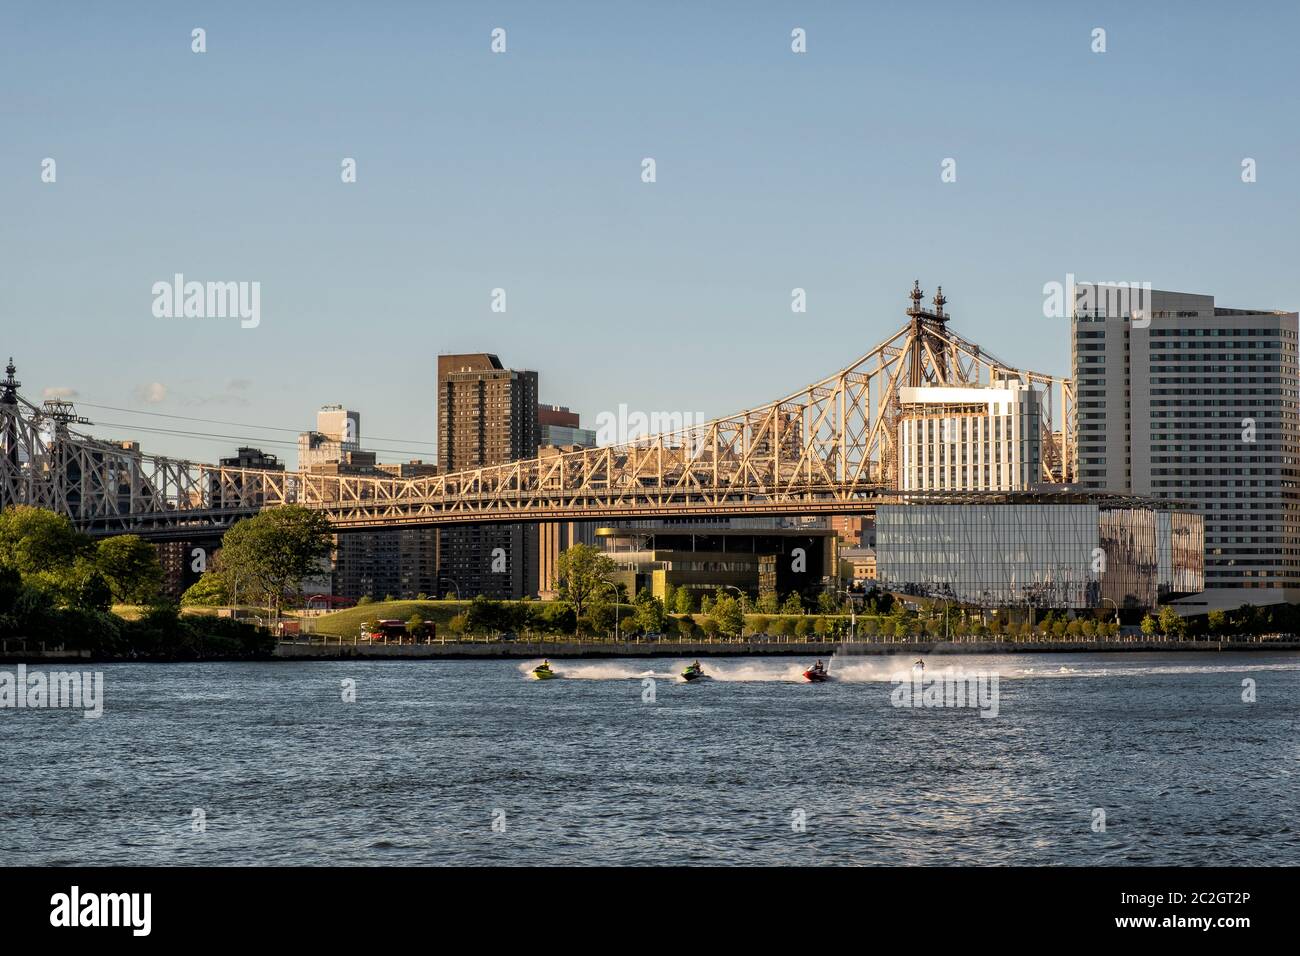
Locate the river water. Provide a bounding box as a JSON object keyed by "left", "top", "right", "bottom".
{"left": 2, "top": 652, "right": 1296, "bottom": 865}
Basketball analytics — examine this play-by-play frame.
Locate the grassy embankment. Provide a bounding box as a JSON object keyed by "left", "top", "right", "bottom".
{"left": 304, "top": 598, "right": 890, "bottom": 639}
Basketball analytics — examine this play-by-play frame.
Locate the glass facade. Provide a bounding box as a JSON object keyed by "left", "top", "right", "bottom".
{"left": 876, "top": 500, "right": 1204, "bottom": 609}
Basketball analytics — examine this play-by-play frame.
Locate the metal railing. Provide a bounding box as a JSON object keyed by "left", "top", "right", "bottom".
{"left": 276, "top": 631, "right": 1299, "bottom": 648}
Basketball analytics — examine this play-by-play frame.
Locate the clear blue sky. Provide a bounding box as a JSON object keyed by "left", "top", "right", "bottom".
{"left": 3, "top": 1, "right": 1298, "bottom": 466}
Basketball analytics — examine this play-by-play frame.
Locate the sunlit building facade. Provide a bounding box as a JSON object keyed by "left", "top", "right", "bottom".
{"left": 897, "top": 380, "right": 1041, "bottom": 492}
{"left": 875, "top": 493, "right": 1204, "bottom": 610}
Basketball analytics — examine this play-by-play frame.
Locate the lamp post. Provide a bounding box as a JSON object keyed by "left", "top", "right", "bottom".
{"left": 1101, "top": 598, "right": 1120, "bottom": 638}
{"left": 720, "top": 585, "right": 746, "bottom": 642}
{"left": 603, "top": 580, "right": 621, "bottom": 642}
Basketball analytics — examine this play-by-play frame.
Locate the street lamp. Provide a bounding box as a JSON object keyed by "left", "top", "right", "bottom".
{"left": 1100, "top": 598, "right": 1120, "bottom": 638}
{"left": 603, "top": 580, "right": 621, "bottom": 642}
{"left": 439, "top": 577, "right": 461, "bottom": 600}
{"left": 230, "top": 571, "right": 242, "bottom": 619}
{"left": 719, "top": 585, "right": 747, "bottom": 642}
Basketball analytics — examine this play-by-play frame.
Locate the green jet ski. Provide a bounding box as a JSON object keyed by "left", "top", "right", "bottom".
{"left": 681, "top": 661, "right": 706, "bottom": 682}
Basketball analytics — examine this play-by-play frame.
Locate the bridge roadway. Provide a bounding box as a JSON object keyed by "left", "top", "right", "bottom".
{"left": 79, "top": 493, "right": 885, "bottom": 540}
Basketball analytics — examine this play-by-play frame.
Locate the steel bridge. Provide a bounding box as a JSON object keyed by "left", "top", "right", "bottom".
{"left": 1, "top": 284, "right": 1075, "bottom": 540}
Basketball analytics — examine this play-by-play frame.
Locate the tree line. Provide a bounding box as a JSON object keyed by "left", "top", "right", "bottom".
{"left": 0, "top": 505, "right": 268, "bottom": 658}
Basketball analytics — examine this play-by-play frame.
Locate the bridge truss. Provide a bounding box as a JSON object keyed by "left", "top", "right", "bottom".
{"left": 0, "top": 286, "right": 1075, "bottom": 538}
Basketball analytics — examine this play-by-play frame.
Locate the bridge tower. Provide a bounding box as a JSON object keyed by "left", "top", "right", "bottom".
{"left": 904, "top": 280, "right": 953, "bottom": 386}
{"left": 1, "top": 358, "right": 19, "bottom": 469}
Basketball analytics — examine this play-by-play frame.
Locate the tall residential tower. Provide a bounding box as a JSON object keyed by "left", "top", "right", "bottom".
{"left": 1072, "top": 287, "right": 1300, "bottom": 610}
{"left": 436, "top": 353, "right": 539, "bottom": 599}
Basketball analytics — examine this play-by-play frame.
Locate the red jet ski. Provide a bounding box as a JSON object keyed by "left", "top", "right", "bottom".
{"left": 803, "top": 662, "right": 831, "bottom": 682}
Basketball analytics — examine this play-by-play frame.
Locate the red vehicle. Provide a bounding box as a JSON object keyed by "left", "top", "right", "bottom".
{"left": 803, "top": 661, "right": 831, "bottom": 682}
{"left": 364, "top": 619, "right": 408, "bottom": 641}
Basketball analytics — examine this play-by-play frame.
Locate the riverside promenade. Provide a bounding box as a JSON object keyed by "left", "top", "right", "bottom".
{"left": 273, "top": 634, "right": 1300, "bottom": 660}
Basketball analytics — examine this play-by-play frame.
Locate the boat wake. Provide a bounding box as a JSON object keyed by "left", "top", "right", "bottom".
{"left": 518, "top": 657, "right": 1300, "bottom": 681}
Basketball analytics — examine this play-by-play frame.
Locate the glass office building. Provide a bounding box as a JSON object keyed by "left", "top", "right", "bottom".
{"left": 875, "top": 493, "right": 1204, "bottom": 609}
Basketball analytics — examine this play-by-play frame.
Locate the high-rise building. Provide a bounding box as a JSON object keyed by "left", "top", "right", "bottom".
{"left": 295, "top": 407, "right": 438, "bottom": 603}
{"left": 1072, "top": 286, "right": 1300, "bottom": 610}
{"left": 538, "top": 404, "right": 597, "bottom": 447}
{"left": 897, "top": 381, "right": 1042, "bottom": 492}
{"left": 436, "top": 353, "right": 539, "bottom": 599}
{"left": 437, "top": 354, "right": 538, "bottom": 470}
{"left": 210, "top": 446, "right": 285, "bottom": 509}
{"left": 298, "top": 404, "right": 363, "bottom": 470}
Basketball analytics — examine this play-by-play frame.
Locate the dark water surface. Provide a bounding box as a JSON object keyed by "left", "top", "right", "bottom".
{"left": 2, "top": 652, "right": 1296, "bottom": 865}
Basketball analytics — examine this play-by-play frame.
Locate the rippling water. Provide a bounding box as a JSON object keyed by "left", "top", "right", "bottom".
{"left": 2, "top": 652, "right": 1297, "bottom": 865}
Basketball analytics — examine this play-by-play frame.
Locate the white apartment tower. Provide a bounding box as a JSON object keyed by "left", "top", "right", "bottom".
{"left": 897, "top": 380, "right": 1042, "bottom": 492}
{"left": 1072, "top": 286, "right": 1300, "bottom": 610}
{"left": 297, "top": 404, "right": 362, "bottom": 469}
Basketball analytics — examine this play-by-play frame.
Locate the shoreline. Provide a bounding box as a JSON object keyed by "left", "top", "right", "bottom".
{"left": 272, "top": 638, "right": 1300, "bottom": 660}
{"left": 3, "top": 638, "right": 1296, "bottom": 664}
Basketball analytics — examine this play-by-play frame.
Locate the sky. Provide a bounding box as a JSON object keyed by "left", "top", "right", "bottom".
{"left": 3, "top": 1, "right": 1299, "bottom": 467}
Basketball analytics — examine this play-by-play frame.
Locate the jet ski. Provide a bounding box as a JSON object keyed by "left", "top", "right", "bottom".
{"left": 803, "top": 662, "right": 831, "bottom": 682}
{"left": 912, "top": 659, "right": 925, "bottom": 674}
{"left": 681, "top": 662, "right": 706, "bottom": 682}
{"left": 531, "top": 662, "right": 558, "bottom": 680}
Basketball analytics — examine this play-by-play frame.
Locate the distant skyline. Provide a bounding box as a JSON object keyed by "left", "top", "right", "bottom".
{"left": 4, "top": 1, "right": 1299, "bottom": 467}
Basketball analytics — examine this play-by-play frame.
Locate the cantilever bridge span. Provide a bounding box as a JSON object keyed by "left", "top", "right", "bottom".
{"left": 1, "top": 286, "right": 1075, "bottom": 541}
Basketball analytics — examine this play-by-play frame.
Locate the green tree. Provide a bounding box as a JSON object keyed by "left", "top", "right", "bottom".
{"left": 94, "top": 535, "right": 163, "bottom": 605}
{"left": 756, "top": 591, "right": 780, "bottom": 615}
{"left": 551, "top": 543, "right": 618, "bottom": 622}
{"left": 466, "top": 596, "right": 505, "bottom": 633}
{"left": 536, "top": 601, "right": 577, "bottom": 634}
{"left": 75, "top": 569, "right": 113, "bottom": 612}
{"left": 180, "top": 571, "right": 229, "bottom": 606}
{"left": 588, "top": 601, "right": 617, "bottom": 635}
{"left": 217, "top": 506, "right": 333, "bottom": 617}
{"left": 0, "top": 505, "right": 89, "bottom": 580}
{"left": 632, "top": 588, "right": 666, "bottom": 634}
{"left": 711, "top": 594, "right": 744, "bottom": 638}
{"left": 795, "top": 617, "right": 814, "bottom": 638}
{"left": 1157, "top": 605, "right": 1186, "bottom": 637}
{"left": 701, "top": 616, "right": 720, "bottom": 638}
{"left": 0, "top": 565, "right": 22, "bottom": 614}
{"left": 674, "top": 587, "right": 696, "bottom": 614}
{"left": 1207, "top": 609, "right": 1227, "bottom": 634}
{"left": 780, "top": 592, "right": 804, "bottom": 615}
{"left": 1140, "top": 613, "right": 1157, "bottom": 636}
{"left": 748, "top": 614, "right": 771, "bottom": 636}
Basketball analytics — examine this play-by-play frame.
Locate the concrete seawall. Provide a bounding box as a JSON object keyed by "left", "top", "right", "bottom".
{"left": 273, "top": 638, "right": 1300, "bottom": 660}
